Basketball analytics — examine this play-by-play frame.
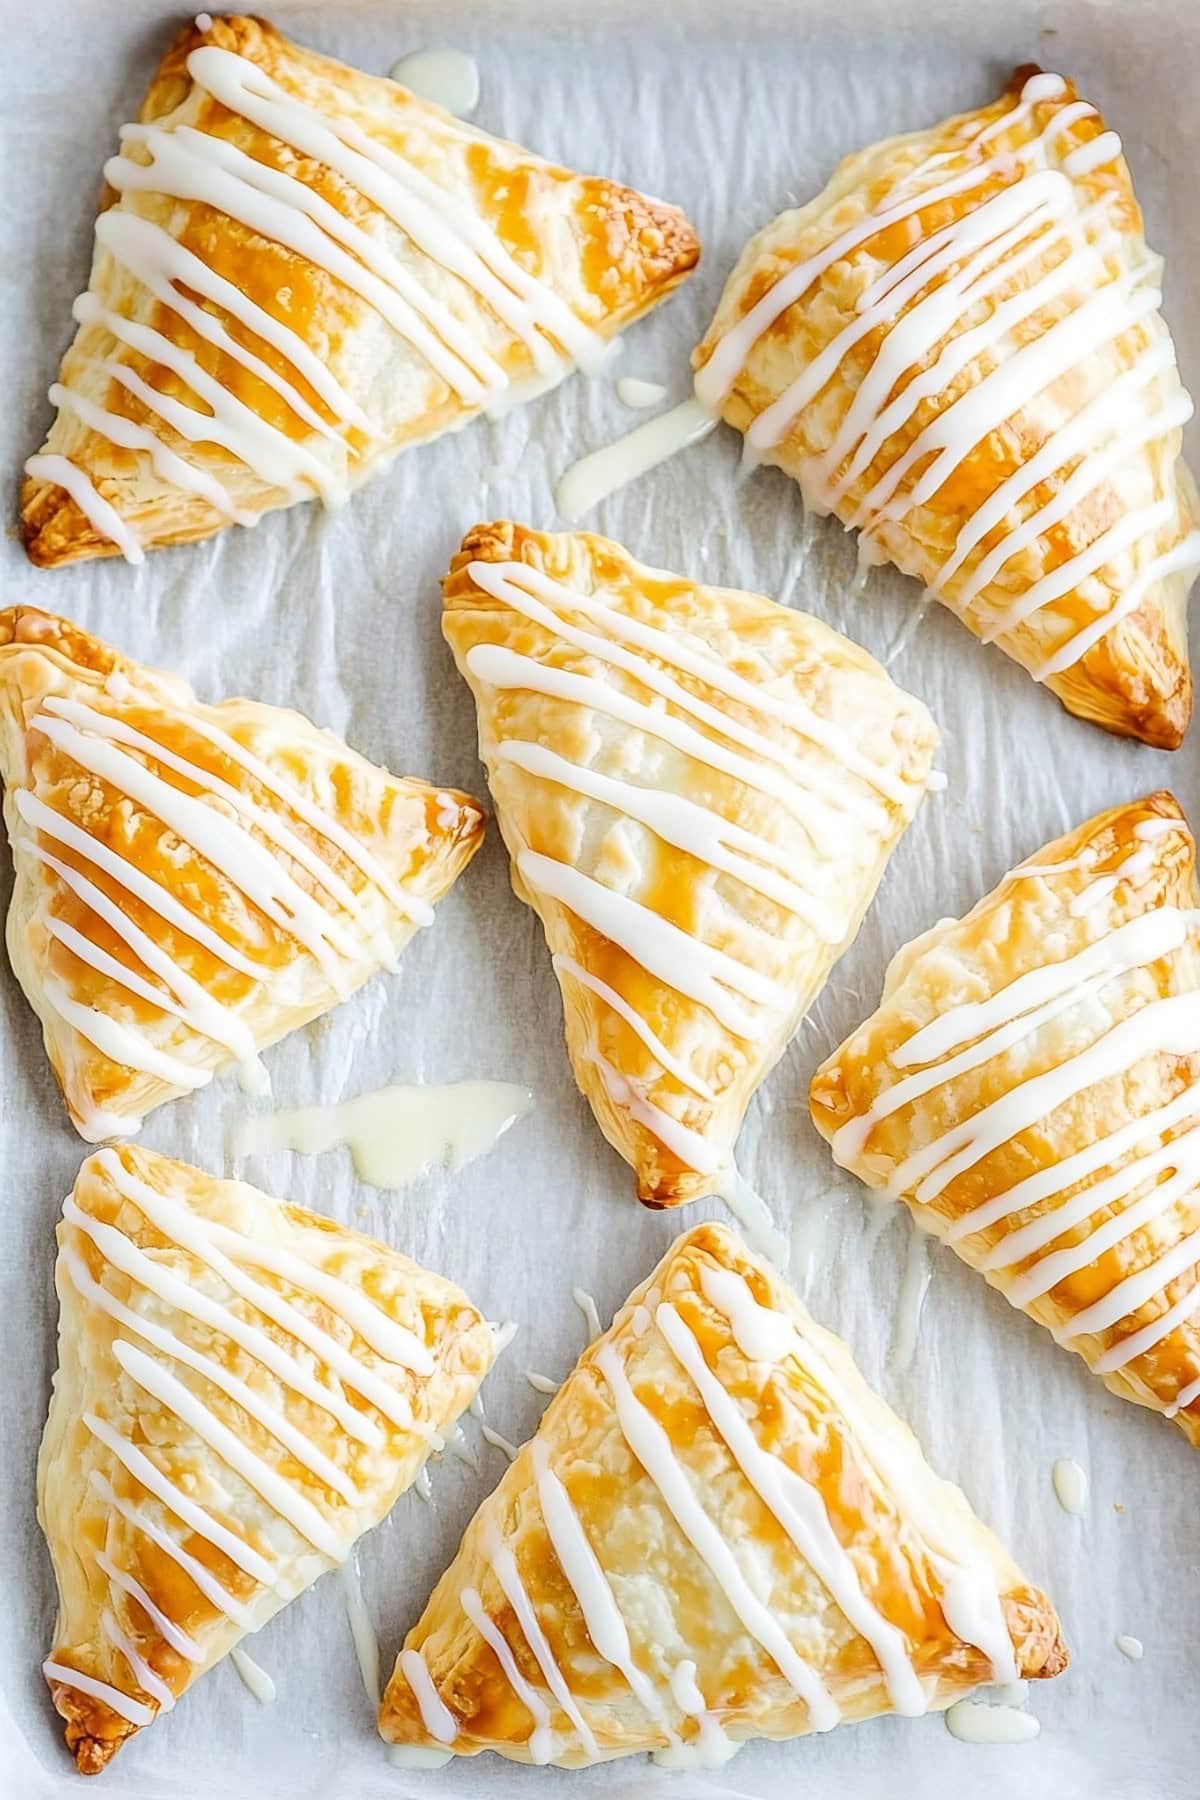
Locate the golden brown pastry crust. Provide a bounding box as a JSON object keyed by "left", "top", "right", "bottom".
{"left": 40, "top": 1143, "right": 496, "bottom": 1773}
{"left": 22, "top": 13, "right": 699, "bottom": 566}
{"left": 0, "top": 605, "right": 484, "bottom": 1139}
{"left": 811, "top": 790, "right": 1200, "bottom": 1447}
{"left": 379, "top": 1221, "right": 1064, "bottom": 1766}
{"left": 443, "top": 521, "right": 937, "bottom": 1206}
{"left": 694, "top": 70, "right": 1197, "bottom": 749}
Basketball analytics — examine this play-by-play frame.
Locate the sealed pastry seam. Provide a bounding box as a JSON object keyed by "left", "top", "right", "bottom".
{"left": 378, "top": 1221, "right": 1065, "bottom": 1766}
{"left": 693, "top": 68, "right": 1198, "bottom": 747}
{"left": 39, "top": 1143, "right": 497, "bottom": 1774}
{"left": 0, "top": 605, "right": 485, "bottom": 1140}
{"left": 443, "top": 520, "right": 938, "bottom": 1206}
{"left": 811, "top": 789, "right": 1200, "bottom": 1447}
{"left": 21, "top": 12, "right": 699, "bottom": 566}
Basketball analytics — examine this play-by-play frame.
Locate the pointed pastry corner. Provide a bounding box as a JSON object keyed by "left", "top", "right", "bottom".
{"left": 585, "top": 176, "right": 701, "bottom": 318}
{"left": 444, "top": 519, "right": 552, "bottom": 603}
{"left": 19, "top": 473, "right": 118, "bottom": 571}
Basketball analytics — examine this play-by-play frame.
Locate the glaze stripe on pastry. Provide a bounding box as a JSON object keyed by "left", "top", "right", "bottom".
{"left": 22, "top": 14, "right": 698, "bottom": 565}
{"left": 811, "top": 791, "right": 1200, "bottom": 1445}
{"left": 379, "top": 1223, "right": 1064, "bottom": 1766}
{"left": 694, "top": 69, "right": 1199, "bottom": 747}
{"left": 39, "top": 1145, "right": 497, "bottom": 1773}
{"left": 444, "top": 523, "right": 937, "bottom": 1205}
{"left": 0, "top": 607, "right": 484, "bottom": 1140}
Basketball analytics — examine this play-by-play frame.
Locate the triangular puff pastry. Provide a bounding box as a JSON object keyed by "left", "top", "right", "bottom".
{"left": 0, "top": 607, "right": 483, "bottom": 1141}
{"left": 693, "top": 69, "right": 1200, "bottom": 748}
{"left": 21, "top": 13, "right": 699, "bottom": 567}
{"left": 443, "top": 522, "right": 938, "bottom": 1207}
{"left": 40, "top": 1143, "right": 497, "bottom": 1774}
{"left": 811, "top": 790, "right": 1200, "bottom": 1446}
{"left": 379, "top": 1221, "right": 1065, "bottom": 1767}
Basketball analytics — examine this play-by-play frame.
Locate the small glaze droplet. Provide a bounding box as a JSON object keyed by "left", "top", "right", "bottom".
{"left": 230, "top": 1647, "right": 276, "bottom": 1704}
{"left": 944, "top": 1699, "right": 1040, "bottom": 1744}
{"left": 572, "top": 1287, "right": 603, "bottom": 1341}
{"left": 1051, "top": 1457, "right": 1089, "bottom": 1516}
{"left": 1115, "top": 1634, "right": 1144, "bottom": 1661}
{"left": 388, "top": 48, "right": 480, "bottom": 117}
{"left": 616, "top": 376, "right": 669, "bottom": 410}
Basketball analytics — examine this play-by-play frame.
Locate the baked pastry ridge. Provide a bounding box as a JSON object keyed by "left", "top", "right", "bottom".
{"left": 21, "top": 12, "right": 699, "bottom": 566}
{"left": 378, "top": 1221, "right": 1065, "bottom": 1767}
{"left": 811, "top": 790, "right": 1200, "bottom": 1446}
{"left": 0, "top": 606, "right": 484, "bottom": 1140}
{"left": 39, "top": 1143, "right": 497, "bottom": 1774}
{"left": 694, "top": 69, "right": 1199, "bottom": 748}
{"left": 443, "top": 522, "right": 938, "bottom": 1206}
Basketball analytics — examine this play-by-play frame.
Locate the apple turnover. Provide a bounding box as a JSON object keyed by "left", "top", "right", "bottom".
{"left": 443, "top": 522, "right": 938, "bottom": 1207}
{"left": 811, "top": 791, "right": 1200, "bottom": 1446}
{"left": 0, "top": 607, "right": 483, "bottom": 1141}
{"left": 21, "top": 12, "right": 699, "bottom": 566}
{"left": 39, "top": 1144, "right": 497, "bottom": 1773}
{"left": 694, "top": 70, "right": 1199, "bottom": 748}
{"left": 379, "top": 1221, "right": 1065, "bottom": 1767}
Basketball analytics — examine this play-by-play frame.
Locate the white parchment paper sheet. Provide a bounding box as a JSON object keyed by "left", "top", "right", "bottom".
{"left": 1, "top": 2, "right": 1196, "bottom": 1796}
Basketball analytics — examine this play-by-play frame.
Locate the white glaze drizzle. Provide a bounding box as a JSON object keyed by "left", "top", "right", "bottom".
{"left": 554, "top": 397, "right": 717, "bottom": 519}
{"left": 699, "top": 1265, "right": 1018, "bottom": 1681}
{"left": 460, "top": 1587, "right": 559, "bottom": 1763}
{"left": 230, "top": 1647, "right": 277, "bottom": 1704}
{"left": 340, "top": 1556, "right": 382, "bottom": 1706}
{"left": 481, "top": 1426, "right": 520, "bottom": 1461}
{"left": 594, "top": 1338, "right": 840, "bottom": 1729}
{"left": 42, "top": 1659, "right": 155, "bottom": 1727}
{"left": 654, "top": 1299, "right": 926, "bottom": 1714}
{"left": 100, "top": 1610, "right": 176, "bottom": 1711}
{"left": 66, "top": 1199, "right": 383, "bottom": 1446}
{"left": 1115, "top": 1633, "right": 1144, "bottom": 1660}
{"left": 231, "top": 1079, "right": 532, "bottom": 1189}
{"left": 525, "top": 1371, "right": 560, "bottom": 1395}
{"left": 22, "top": 683, "right": 433, "bottom": 1127}
{"left": 398, "top": 1647, "right": 458, "bottom": 1744}
{"left": 98, "top": 1149, "right": 432, "bottom": 1378}
{"left": 112, "top": 1340, "right": 346, "bottom": 1557}
{"left": 530, "top": 1440, "right": 675, "bottom": 1733}
{"left": 572, "top": 1287, "right": 603, "bottom": 1341}
{"left": 97, "top": 1550, "right": 203, "bottom": 1662}
{"left": 585, "top": 1047, "right": 721, "bottom": 1174}
{"left": 389, "top": 49, "right": 480, "bottom": 118}
{"left": 834, "top": 892, "right": 1200, "bottom": 1389}
{"left": 1051, "top": 1457, "right": 1088, "bottom": 1515}
{"left": 482, "top": 1518, "right": 600, "bottom": 1757}
{"left": 712, "top": 1166, "right": 790, "bottom": 1268}
{"left": 62, "top": 1243, "right": 359, "bottom": 1502}
{"left": 84, "top": 1410, "right": 278, "bottom": 1587}
{"left": 467, "top": 559, "right": 910, "bottom": 805}
{"left": 654, "top": 1659, "right": 739, "bottom": 1767}
{"left": 88, "top": 1472, "right": 257, "bottom": 1630}
{"left": 696, "top": 74, "right": 1196, "bottom": 676}
{"left": 29, "top": 42, "right": 604, "bottom": 552}
{"left": 552, "top": 955, "right": 715, "bottom": 1101}
{"left": 24, "top": 455, "right": 144, "bottom": 565}
{"left": 617, "top": 376, "right": 669, "bottom": 410}
{"left": 59, "top": 1143, "right": 454, "bottom": 1725}
{"left": 518, "top": 850, "right": 786, "bottom": 1041}
{"left": 944, "top": 1698, "right": 1040, "bottom": 1743}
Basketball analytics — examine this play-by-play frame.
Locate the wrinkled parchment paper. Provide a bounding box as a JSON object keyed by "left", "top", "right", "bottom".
{"left": 2, "top": 2, "right": 1197, "bottom": 1795}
